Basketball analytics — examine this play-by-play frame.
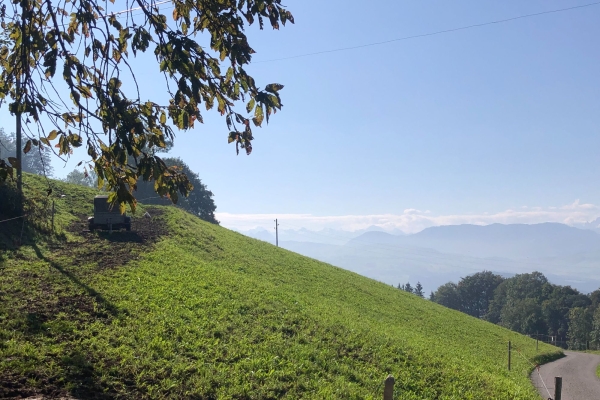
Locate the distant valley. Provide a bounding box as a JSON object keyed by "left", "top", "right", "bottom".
{"left": 239, "top": 223, "right": 600, "bottom": 294}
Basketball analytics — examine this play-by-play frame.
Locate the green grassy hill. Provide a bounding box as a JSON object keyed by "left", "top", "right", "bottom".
{"left": 1, "top": 175, "right": 562, "bottom": 399}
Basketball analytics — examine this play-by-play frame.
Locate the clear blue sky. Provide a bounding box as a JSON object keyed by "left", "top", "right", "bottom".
{"left": 4, "top": 0, "right": 600, "bottom": 229}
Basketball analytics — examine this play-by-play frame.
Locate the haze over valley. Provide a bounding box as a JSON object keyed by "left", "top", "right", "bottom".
{"left": 237, "top": 220, "right": 600, "bottom": 294}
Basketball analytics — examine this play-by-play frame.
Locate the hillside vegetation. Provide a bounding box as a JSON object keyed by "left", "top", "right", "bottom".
{"left": 0, "top": 176, "right": 562, "bottom": 399}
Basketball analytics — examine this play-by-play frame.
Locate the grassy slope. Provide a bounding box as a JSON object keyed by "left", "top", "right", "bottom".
{"left": 1, "top": 176, "right": 562, "bottom": 399}
{"left": 586, "top": 351, "right": 600, "bottom": 378}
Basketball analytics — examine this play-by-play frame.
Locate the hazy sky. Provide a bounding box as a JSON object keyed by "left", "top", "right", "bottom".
{"left": 3, "top": 0, "right": 600, "bottom": 232}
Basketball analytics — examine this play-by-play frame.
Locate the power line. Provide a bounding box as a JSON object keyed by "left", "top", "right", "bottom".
{"left": 255, "top": 1, "right": 600, "bottom": 63}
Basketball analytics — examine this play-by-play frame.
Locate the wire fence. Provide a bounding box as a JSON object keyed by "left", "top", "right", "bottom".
{"left": 512, "top": 345, "right": 554, "bottom": 400}
{"left": 379, "top": 340, "right": 560, "bottom": 400}
{"left": 0, "top": 215, "right": 26, "bottom": 224}
{"left": 529, "top": 333, "right": 570, "bottom": 350}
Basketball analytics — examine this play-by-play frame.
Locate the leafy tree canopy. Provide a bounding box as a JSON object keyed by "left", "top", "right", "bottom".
{"left": 134, "top": 157, "right": 218, "bottom": 224}
{"left": 567, "top": 307, "right": 592, "bottom": 350}
{"left": 431, "top": 282, "right": 461, "bottom": 311}
{"left": 64, "top": 168, "right": 96, "bottom": 187}
{"left": 457, "top": 271, "right": 504, "bottom": 319}
{"left": 433, "top": 270, "right": 600, "bottom": 349}
{"left": 0, "top": 0, "right": 293, "bottom": 211}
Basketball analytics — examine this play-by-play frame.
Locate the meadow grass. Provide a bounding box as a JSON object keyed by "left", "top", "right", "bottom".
{"left": 585, "top": 351, "right": 600, "bottom": 378}
{"left": 0, "top": 175, "right": 562, "bottom": 398}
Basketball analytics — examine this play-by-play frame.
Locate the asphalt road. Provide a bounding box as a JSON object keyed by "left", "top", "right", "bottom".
{"left": 531, "top": 351, "right": 600, "bottom": 400}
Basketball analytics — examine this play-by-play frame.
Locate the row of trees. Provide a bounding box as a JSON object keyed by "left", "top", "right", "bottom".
{"left": 397, "top": 281, "right": 425, "bottom": 298}
{"left": 65, "top": 156, "right": 218, "bottom": 224}
{"left": 431, "top": 271, "right": 600, "bottom": 349}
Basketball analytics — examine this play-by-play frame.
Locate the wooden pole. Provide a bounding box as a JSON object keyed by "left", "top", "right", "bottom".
{"left": 51, "top": 200, "right": 55, "bottom": 232}
{"left": 536, "top": 332, "right": 539, "bottom": 352}
{"left": 554, "top": 376, "right": 562, "bottom": 400}
{"left": 16, "top": 78, "right": 22, "bottom": 207}
{"left": 508, "top": 341, "right": 511, "bottom": 371}
{"left": 383, "top": 374, "right": 394, "bottom": 400}
{"left": 16, "top": 6, "right": 26, "bottom": 211}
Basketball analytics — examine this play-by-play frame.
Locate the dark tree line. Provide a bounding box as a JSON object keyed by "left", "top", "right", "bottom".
{"left": 64, "top": 155, "right": 218, "bottom": 225}
{"left": 2, "top": 125, "right": 218, "bottom": 224}
{"left": 132, "top": 157, "right": 218, "bottom": 225}
{"left": 431, "top": 271, "right": 600, "bottom": 349}
{"left": 398, "top": 281, "right": 424, "bottom": 298}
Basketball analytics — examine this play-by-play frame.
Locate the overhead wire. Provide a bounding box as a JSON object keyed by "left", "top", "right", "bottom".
{"left": 254, "top": 1, "right": 600, "bottom": 63}
{"left": 6, "top": 1, "right": 598, "bottom": 59}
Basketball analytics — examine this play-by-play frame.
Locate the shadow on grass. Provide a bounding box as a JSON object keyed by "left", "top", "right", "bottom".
{"left": 16, "top": 244, "right": 131, "bottom": 398}
{"left": 31, "top": 243, "right": 122, "bottom": 318}
{"left": 59, "top": 350, "right": 116, "bottom": 400}
{"left": 24, "top": 312, "right": 46, "bottom": 335}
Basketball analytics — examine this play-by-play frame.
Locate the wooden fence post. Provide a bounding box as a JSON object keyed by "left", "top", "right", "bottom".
{"left": 383, "top": 374, "right": 394, "bottom": 400}
{"left": 508, "top": 341, "right": 511, "bottom": 371}
{"left": 554, "top": 376, "right": 562, "bottom": 400}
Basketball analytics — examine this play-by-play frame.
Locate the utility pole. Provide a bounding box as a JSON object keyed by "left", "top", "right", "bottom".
{"left": 274, "top": 219, "right": 279, "bottom": 247}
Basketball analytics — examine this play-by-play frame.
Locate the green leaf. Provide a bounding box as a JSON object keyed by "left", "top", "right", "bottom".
{"left": 253, "top": 105, "right": 264, "bottom": 127}
{"left": 48, "top": 130, "right": 59, "bottom": 140}
{"left": 225, "top": 67, "right": 234, "bottom": 83}
{"left": 246, "top": 98, "right": 255, "bottom": 113}
{"left": 265, "top": 83, "right": 284, "bottom": 93}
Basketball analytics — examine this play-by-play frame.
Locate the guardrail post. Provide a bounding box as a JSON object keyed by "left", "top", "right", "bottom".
{"left": 554, "top": 376, "right": 562, "bottom": 400}
{"left": 383, "top": 374, "right": 394, "bottom": 400}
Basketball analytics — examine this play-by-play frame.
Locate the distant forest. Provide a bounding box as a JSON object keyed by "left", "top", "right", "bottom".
{"left": 421, "top": 271, "right": 599, "bottom": 350}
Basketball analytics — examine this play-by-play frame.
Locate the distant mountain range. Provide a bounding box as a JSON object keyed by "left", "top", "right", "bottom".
{"left": 239, "top": 223, "right": 600, "bottom": 294}
{"left": 349, "top": 223, "right": 600, "bottom": 259}
{"left": 237, "top": 225, "right": 402, "bottom": 245}
{"left": 576, "top": 217, "right": 600, "bottom": 233}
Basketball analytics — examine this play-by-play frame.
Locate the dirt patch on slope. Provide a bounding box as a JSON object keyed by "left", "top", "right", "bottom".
{"left": 0, "top": 207, "right": 169, "bottom": 399}
{"left": 58, "top": 207, "right": 168, "bottom": 269}
{"left": 18, "top": 207, "right": 169, "bottom": 321}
